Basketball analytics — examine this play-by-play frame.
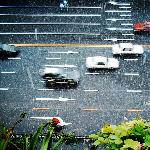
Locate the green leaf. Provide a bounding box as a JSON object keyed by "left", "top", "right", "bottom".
{"left": 122, "top": 139, "right": 140, "bottom": 150}
{"left": 22, "top": 134, "right": 30, "bottom": 150}
{"left": 144, "top": 135, "right": 150, "bottom": 147}
{"left": 53, "top": 137, "right": 64, "bottom": 150}
{"left": 89, "top": 134, "right": 99, "bottom": 140}
{"left": 28, "top": 124, "right": 45, "bottom": 150}
{"left": 109, "top": 135, "right": 123, "bottom": 145}
{"left": 40, "top": 128, "right": 54, "bottom": 150}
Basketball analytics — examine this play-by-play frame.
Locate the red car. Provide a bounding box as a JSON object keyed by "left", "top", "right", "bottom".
{"left": 133, "top": 22, "right": 150, "bottom": 31}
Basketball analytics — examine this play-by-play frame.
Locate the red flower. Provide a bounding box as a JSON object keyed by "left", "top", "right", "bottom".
{"left": 51, "top": 117, "right": 61, "bottom": 125}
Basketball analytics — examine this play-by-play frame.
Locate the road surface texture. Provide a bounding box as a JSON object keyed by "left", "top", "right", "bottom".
{"left": 0, "top": 0, "right": 150, "bottom": 149}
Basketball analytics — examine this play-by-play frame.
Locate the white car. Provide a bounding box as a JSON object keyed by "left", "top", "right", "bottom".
{"left": 112, "top": 43, "right": 144, "bottom": 55}
{"left": 86, "top": 56, "right": 119, "bottom": 69}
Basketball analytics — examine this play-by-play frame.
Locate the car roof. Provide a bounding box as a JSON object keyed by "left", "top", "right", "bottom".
{"left": 119, "top": 43, "right": 133, "bottom": 48}
{"left": 92, "top": 56, "right": 107, "bottom": 63}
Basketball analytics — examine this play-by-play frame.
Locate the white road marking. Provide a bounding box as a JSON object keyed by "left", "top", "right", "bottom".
{"left": 0, "top": 88, "right": 9, "bottom": 90}
{"left": 35, "top": 28, "right": 38, "bottom": 40}
{"left": 37, "top": 89, "right": 54, "bottom": 91}
{"left": 124, "top": 73, "right": 139, "bottom": 76}
{"left": 27, "top": 67, "right": 35, "bottom": 89}
{"left": 35, "top": 97, "right": 76, "bottom": 101}
{"left": 0, "top": 22, "right": 102, "bottom": 26}
{"left": 107, "top": 27, "right": 132, "bottom": 31}
{"left": 85, "top": 72, "right": 99, "bottom": 75}
{"left": 104, "top": 38, "right": 134, "bottom": 41}
{"left": 143, "top": 54, "right": 147, "bottom": 65}
{"left": 105, "top": 10, "right": 131, "bottom": 12}
{"left": 8, "top": 57, "right": 21, "bottom": 60}
{"left": 43, "top": 64, "right": 77, "bottom": 68}
{"left": 0, "top": 13, "right": 101, "bottom": 17}
{"left": 124, "top": 58, "right": 138, "bottom": 61}
{"left": 83, "top": 90, "right": 98, "bottom": 92}
{"left": 46, "top": 58, "right": 61, "bottom": 60}
{"left": 120, "top": 14, "right": 131, "bottom": 16}
{"left": 0, "top": 32, "right": 100, "bottom": 36}
{"left": 106, "top": 18, "right": 132, "bottom": 21}
{"left": 127, "top": 90, "right": 142, "bottom": 93}
{"left": 1, "top": 71, "right": 15, "bottom": 74}
{"left": 108, "top": 2, "right": 130, "bottom": 5}
{"left": 122, "top": 33, "right": 134, "bottom": 36}
{"left": 121, "top": 23, "right": 133, "bottom": 26}
{"left": 119, "top": 6, "right": 131, "bottom": 9}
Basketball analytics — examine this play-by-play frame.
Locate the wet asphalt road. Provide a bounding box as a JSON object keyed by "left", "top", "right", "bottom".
{"left": 0, "top": 0, "right": 150, "bottom": 137}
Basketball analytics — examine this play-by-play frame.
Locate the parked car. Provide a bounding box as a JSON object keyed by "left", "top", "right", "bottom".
{"left": 133, "top": 22, "right": 150, "bottom": 32}
{"left": 39, "top": 67, "right": 80, "bottom": 87}
{"left": 86, "top": 56, "right": 119, "bottom": 69}
{"left": 112, "top": 43, "right": 144, "bottom": 55}
{"left": 0, "top": 43, "right": 16, "bottom": 53}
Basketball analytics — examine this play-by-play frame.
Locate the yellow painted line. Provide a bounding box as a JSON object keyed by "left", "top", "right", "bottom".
{"left": 11, "top": 43, "right": 150, "bottom": 48}
{"left": 12, "top": 43, "right": 112, "bottom": 48}
{"left": 32, "top": 107, "right": 49, "bottom": 110}
{"left": 127, "top": 109, "right": 143, "bottom": 112}
{"left": 82, "top": 108, "right": 98, "bottom": 112}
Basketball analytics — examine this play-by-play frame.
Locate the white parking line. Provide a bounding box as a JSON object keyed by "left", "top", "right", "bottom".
{"left": 44, "top": 64, "right": 77, "bottom": 68}
{"left": 46, "top": 58, "right": 61, "bottom": 60}
{"left": 85, "top": 72, "right": 99, "bottom": 75}
{"left": 8, "top": 57, "right": 21, "bottom": 60}
{"left": 83, "top": 90, "right": 98, "bottom": 92}
{"left": 1, "top": 71, "right": 15, "bottom": 74}
{"left": 143, "top": 54, "right": 147, "bottom": 65}
{"left": 127, "top": 90, "right": 142, "bottom": 93}
{"left": 27, "top": 67, "right": 35, "bottom": 89}
{"left": 37, "top": 89, "right": 54, "bottom": 91}
{"left": 124, "top": 73, "right": 139, "bottom": 76}
{"left": 0, "top": 88, "right": 9, "bottom": 90}
{"left": 105, "top": 10, "right": 131, "bottom": 12}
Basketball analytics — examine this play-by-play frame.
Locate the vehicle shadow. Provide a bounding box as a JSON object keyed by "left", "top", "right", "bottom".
{"left": 45, "top": 81, "right": 79, "bottom": 90}
{"left": 0, "top": 51, "right": 20, "bottom": 60}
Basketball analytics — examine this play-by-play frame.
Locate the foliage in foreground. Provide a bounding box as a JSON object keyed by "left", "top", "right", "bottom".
{"left": 1, "top": 113, "right": 150, "bottom": 150}
{"left": 89, "top": 118, "right": 150, "bottom": 150}
{"left": 0, "top": 113, "right": 78, "bottom": 150}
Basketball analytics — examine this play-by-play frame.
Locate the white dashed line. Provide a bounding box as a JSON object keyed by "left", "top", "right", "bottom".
{"left": 119, "top": 6, "right": 131, "bottom": 9}
{"left": 121, "top": 23, "right": 133, "bottom": 26}
{"left": 124, "top": 58, "right": 138, "bottom": 61}
{"left": 122, "top": 33, "right": 134, "bottom": 36}
{"left": 105, "top": 10, "right": 131, "bottom": 12}
{"left": 8, "top": 57, "right": 21, "bottom": 60}
{"left": 107, "top": 27, "right": 133, "bottom": 31}
{"left": 127, "top": 90, "right": 142, "bottom": 93}
{"left": 85, "top": 72, "right": 99, "bottom": 75}
{"left": 37, "top": 89, "right": 54, "bottom": 91}
{"left": 35, "top": 97, "right": 76, "bottom": 101}
{"left": 106, "top": 18, "right": 132, "bottom": 21}
{"left": 1, "top": 72, "right": 15, "bottom": 74}
{"left": 120, "top": 14, "right": 131, "bottom": 17}
{"left": 104, "top": 38, "right": 134, "bottom": 41}
{"left": 0, "top": 88, "right": 9, "bottom": 90}
{"left": 46, "top": 58, "right": 61, "bottom": 60}
{"left": 83, "top": 90, "right": 98, "bottom": 92}
{"left": 43, "top": 64, "right": 77, "bottom": 68}
{"left": 124, "top": 73, "right": 139, "bottom": 76}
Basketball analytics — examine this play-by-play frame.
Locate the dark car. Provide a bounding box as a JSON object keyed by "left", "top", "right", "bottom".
{"left": 39, "top": 67, "right": 80, "bottom": 87}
